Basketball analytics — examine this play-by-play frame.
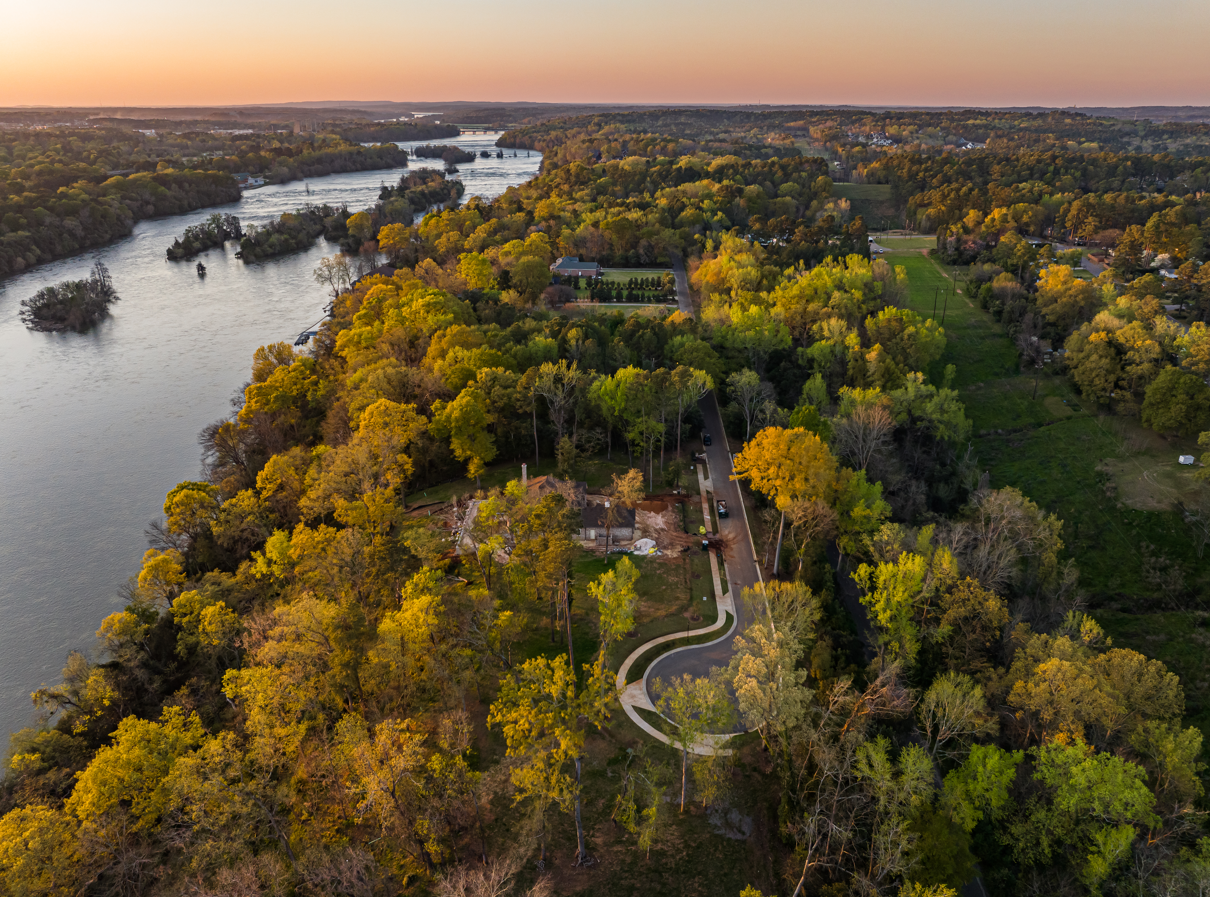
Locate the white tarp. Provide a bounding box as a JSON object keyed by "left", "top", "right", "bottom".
{"left": 631, "top": 538, "right": 657, "bottom": 556}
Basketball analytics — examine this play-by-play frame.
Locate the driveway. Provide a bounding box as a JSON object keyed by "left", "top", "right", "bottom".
{"left": 644, "top": 260, "right": 763, "bottom": 717}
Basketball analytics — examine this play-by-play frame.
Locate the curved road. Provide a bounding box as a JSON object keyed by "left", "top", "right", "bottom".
{"left": 645, "top": 257, "right": 762, "bottom": 713}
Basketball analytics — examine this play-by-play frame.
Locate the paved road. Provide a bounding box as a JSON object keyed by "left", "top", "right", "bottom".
{"left": 645, "top": 259, "right": 762, "bottom": 716}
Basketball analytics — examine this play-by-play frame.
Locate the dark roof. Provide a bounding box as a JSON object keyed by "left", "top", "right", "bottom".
{"left": 580, "top": 504, "right": 635, "bottom": 528}
{"left": 551, "top": 256, "right": 600, "bottom": 271}
{"left": 352, "top": 265, "right": 397, "bottom": 287}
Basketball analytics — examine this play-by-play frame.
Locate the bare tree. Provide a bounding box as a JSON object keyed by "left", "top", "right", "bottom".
{"left": 831, "top": 403, "right": 895, "bottom": 471}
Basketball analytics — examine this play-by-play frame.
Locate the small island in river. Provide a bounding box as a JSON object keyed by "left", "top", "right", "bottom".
{"left": 19, "top": 262, "right": 120, "bottom": 332}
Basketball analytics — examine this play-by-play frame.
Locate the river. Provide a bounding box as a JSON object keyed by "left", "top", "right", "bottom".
{"left": 0, "top": 133, "right": 541, "bottom": 742}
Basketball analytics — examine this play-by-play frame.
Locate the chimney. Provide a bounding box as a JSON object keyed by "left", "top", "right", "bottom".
{"left": 521, "top": 463, "right": 527, "bottom": 486}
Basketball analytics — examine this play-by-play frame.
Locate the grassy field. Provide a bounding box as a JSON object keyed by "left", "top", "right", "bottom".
{"left": 873, "top": 235, "right": 936, "bottom": 251}
{"left": 888, "top": 246, "right": 1210, "bottom": 744}
{"left": 832, "top": 182, "right": 898, "bottom": 228}
{"left": 561, "top": 301, "right": 677, "bottom": 319}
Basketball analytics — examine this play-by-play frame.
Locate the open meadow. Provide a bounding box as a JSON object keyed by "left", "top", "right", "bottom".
{"left": 889, "top": 246, "right": 1210, "bottom": 739}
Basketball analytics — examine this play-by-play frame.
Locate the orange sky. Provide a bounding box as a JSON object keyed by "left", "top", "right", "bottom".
{"left": 3, "top": 0, "right": 1209, "bottom": 108}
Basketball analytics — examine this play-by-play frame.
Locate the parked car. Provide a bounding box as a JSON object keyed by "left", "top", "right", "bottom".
{"left": 702, "top": 432, "right": 712, "bottom": 446}
{"left": 717, "top": 499, "right": 729, "bottom": 518}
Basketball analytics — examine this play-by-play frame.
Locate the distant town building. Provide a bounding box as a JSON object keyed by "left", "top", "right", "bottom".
{"left": 233, "top": 173, "right": 266, "bottom": 189}
{"left": 549, "top": 257, "right": 601, "bottom": 278}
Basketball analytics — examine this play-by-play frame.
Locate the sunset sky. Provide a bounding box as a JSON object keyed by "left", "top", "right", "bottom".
{"left": 3, "top": 0, "right": 1209, "bottom": 108}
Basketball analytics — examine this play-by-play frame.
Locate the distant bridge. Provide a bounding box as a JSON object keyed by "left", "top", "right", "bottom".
{"left": 453, "top": 125, "right": 504, "bottom": 135}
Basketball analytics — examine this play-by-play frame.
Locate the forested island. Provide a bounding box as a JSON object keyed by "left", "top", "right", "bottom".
{"left": 412, "top": 144, "right": 477, "bottom": 165}
{"left": 18, "top": 262, "right": 118, "bottom": 331}
{"left": 166, "top": 213, "right": 242, "bottom": 260}
{"left": 5, "top": 108, "right": 1210, "bottom": 897}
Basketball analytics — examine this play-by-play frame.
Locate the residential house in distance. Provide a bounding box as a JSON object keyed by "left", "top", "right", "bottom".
{"left": 233, "top": 173, "right": 266, "bottom": 189}
{"left": 549, "top": 257, "right": 601, "bottom": 278}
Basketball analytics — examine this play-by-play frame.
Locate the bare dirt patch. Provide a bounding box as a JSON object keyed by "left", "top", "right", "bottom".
{"left": 1098, "top": 457, "right": 1207, "bottom": 511}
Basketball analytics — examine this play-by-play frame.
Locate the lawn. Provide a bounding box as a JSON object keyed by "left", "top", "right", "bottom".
{"left": 600, "top": 267, "right": 672, "bottom": 283}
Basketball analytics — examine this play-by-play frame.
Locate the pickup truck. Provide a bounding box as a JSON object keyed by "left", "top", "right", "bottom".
{"left": 717, "top": 499, "right": 729, "bottom": 518}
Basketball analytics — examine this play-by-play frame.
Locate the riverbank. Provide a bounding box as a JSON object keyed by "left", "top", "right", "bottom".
{"left": 0, "top": 135, "right": 541, "bottom": 741}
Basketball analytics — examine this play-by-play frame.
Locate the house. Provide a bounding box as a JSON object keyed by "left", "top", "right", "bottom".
{"left": 578, "top": 503, "right": 636, "bottom": 545}
{"left": 549, "top": 257, "right": 601, "bottom": 278}
{"left": 525, "top": 474, "right": 587, "bottom": 510}
{"left": 233, "top": 173, "right": 266, "bottom": 189}
{"left": 351, "top": 265, "right": 397, "bottom": 289}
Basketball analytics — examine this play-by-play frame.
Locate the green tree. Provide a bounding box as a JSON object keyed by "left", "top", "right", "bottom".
{"left": 1141, "top": 367, "right": 1210, "bottom": 437}
{"left": 589, "top": 556, "right": 639, "bottom": 672}
{"left": 488, "top": 655, "right": 612, "bottom": 866}
{"left": 431, "top": 387, "right": 496, "bottom": 485}
{"left": 652, "top": 673, "right": 734, "bottom": 811}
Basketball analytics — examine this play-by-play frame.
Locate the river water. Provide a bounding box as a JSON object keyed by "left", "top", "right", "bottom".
{"left": 0, "top": 133, "right": 540, "bottom": 742}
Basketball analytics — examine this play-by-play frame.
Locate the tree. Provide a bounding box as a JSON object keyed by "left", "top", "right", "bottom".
{"left": 1142, "top": 367, "right": 1210, "bottom": 437}
{"left": 533, "top": 360, "right": 586, "bottom": 442}
{"left": 314, "top": 254, "right": 353, "bottom": 297}
{"left": 589, "top": 556, "right": 639, "bottom": 672}
{"left": 671, "top": 365, "right": 714, "bottom": 457}
{"left": 347, "top": 211, "right": 374, "bottom": 243}
{"left": 918, "top": 672, "right": 996, "bottom": 761}
{"left": 727, "top": 369, "right": 771, "bottom": 441}
{"left": 0, "top": 805, "right": 87, "bottom": 897}
{"left": 1035, "top": 264, "right": 1103, "bottom": 334}
{"left": 732, "top": 426, "right": 839, "bottom": 511}
{"left": 432, "top": 387, "right": 496, "bottom": 485}
{"left": 831, "top": 402, "right": 894, "bottom": 471}
{"left": 66, "top": 707, "right": 205, "bottom": 830}
{"left": 510, "top": 256, "right": 553, "bottom": 302}
{"left": 652, "top": 673, "right": 734, "bottom": 811}
{"left": 1114, "top": 225, "right": 1147, "bottom": 275}
{"left": 607, "top": 468, "right": 645, "bottom": 547}
{"left": 727, "top": 617, "right": 812, "bottom": 757}
{"left": 457, "top": 251, "right": 495, "bottom": 291}
{"left": 941, "top": 743, "right": 1022, "bottom": 833}
{"left": 1009, "top": 740, "right": 1158, "bottom": 891}
{"left": 488, "top": 656, "right": 612, "bottom": 866}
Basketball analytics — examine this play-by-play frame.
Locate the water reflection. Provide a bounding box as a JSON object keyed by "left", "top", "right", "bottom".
{"left": 0, "top": 133, "right": 539, "bottom": 740}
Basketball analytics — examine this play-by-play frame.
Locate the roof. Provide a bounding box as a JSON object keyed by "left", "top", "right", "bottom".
{"left": 351, "top": 265, "right": 397, "bottom": 287}
{"left": 526, "top": 475, "right": 587, "bottom": 508}
{"left": 550, "top": 256, "right": 600, "bottom": 272}
{"left": 580, "top": 504, "right": 635, "bottom": 528}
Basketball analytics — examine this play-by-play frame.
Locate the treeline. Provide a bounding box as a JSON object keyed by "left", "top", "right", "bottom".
{"left": 335, "top": 121, "right": 460, "bottom": 143}
{"left": 501, "top": 108, "right": 1210, "bottom": 170}
{"left": 1, "top": 170, "right": 241, "bottom": 279}
{"left": 166, "top": 213, "right": 242, "bottom": 260}
{"left": 0, "top": 128, "right": 409, "bottom": 279}
{"left": 201, "top": 138, "right": 408, "bottom": 184}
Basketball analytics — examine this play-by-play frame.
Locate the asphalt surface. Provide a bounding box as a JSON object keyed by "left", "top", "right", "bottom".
{"left": 645, "top": 257, "right": 763, "bottom": 711}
